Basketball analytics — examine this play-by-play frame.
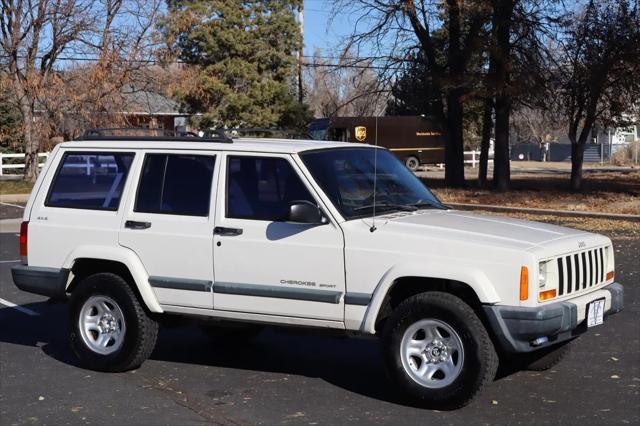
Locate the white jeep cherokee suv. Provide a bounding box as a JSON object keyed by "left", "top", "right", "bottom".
{"left": 12, "top": 132, "right": 623, "bottom": 409}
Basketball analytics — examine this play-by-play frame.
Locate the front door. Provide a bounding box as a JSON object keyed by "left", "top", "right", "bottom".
{"left": 212, "top": 153, "right": 345, "bottom": 322}
{"left": 119, "top": 151, "right": 218, "bottom": 309}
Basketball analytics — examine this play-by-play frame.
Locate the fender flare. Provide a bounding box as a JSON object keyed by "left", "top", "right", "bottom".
{"left": 62, "top": 245, "right": 162, "bottom": 313}
{"left": 361, "top": 262, "right": 501, "bottom": 334}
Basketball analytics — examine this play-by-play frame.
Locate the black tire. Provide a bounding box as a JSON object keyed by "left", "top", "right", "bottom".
{"left": 381, "top": 292, "right": 498, "bottom": 409}
{"left": 69, "top": 273, "right": 158, "bottom": 372}
{"left": 202, "top": 323, "right": 263, "bottom": 341}
{"left": 405, "top": 156, "right": 420, "bottom": 171}
{"left": 524, "top": 341, "right": 572, "bottom": 371}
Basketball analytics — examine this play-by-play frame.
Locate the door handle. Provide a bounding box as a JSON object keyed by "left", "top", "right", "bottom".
{"left": 125, "top": 220, "right": 152, "bottom": 230}
{"left": 214, "top": 226, "right": 243, "bottom": 236}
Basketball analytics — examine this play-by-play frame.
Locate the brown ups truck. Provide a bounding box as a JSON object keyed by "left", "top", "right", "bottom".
{"left": 309, "top": 116, "right": 446, "bottom": 170}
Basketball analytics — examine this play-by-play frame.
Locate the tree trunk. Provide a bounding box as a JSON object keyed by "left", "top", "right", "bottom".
{"left": 490, "top": 0, "right": 515, "bottom": 192}
{"left": 493, "top": 94, "right": 511, "bottom": 191}
{"left": 444, "top": 89, "right": 466, "bottom": 187}
{"left": 478, "top": 97, "right": 493, "bottom": 187}
{"left": 19, "top": 98, "right": 40, "bottom": 182}
{"left": 442, "top": 0, "right": 465, "bottom": 188}
{"left": 570, "top": 142, "right": 586, "bottom": 191}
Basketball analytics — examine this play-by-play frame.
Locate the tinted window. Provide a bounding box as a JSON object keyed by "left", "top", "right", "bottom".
{"left": 46, "top": 152, "right": 134, "bottom": 210}
{"left": 226, "top": 156, "right": 315, "bottom": 221}
{"left": 301, "top": 148, "right": 444, "bottom": 219}
{"left": 135, "top": 154, "right": 215, "bottom": 216}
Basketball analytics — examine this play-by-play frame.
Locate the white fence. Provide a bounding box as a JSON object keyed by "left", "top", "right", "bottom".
{"left": 465, "top": 150, "right": 491, "bottom": 168}
{"left": 437, "top": 151, "right": 493, "bottom": 169}
{"left": 0, "top": 152, "right": 50, "bottom": 176}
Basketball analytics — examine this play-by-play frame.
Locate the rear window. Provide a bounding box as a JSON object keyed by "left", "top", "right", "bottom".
{"left": 46, "top": 152, "right": 134, "bottom": 210}
{"left": 135, "top": 154, "right": 216, "bottom": 217}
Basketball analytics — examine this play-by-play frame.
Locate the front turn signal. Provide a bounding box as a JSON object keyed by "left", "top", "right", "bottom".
{"left": 539, "top": 289, "right": 557, "bottom": 301}
{"left": 606, "top": 271, "right": 615, "bottom": 281}
{"left": 520, "top": 266, "right": 529, "bottom": 301}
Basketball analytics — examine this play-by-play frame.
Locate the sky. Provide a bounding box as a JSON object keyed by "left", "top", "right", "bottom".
{"left": 303, "top": 0, "right": 351, "bottom": 57}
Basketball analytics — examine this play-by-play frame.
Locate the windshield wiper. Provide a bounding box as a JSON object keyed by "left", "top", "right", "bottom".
{"left": 409, "top": 199, "right": 446, "bottom": 210}
{"left": 410, "top": 201, "right": 439, "bottom": 209}
{"left": 353, "top": 203, "right": 418, "bottom": 213}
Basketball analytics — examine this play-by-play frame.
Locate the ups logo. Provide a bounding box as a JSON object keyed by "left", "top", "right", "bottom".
{"left": 355, "top": 126, "right": 367, "bottom": 142}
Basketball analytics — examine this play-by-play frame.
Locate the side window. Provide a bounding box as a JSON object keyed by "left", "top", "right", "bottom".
{"left": 135, "top": 154, "right": 216, "bottom": 217}
{"left": 46, "top": 152, "right": 134, "bottom": 210}
{"left": 226, "top": 156, "right": 315, "bottom": 221}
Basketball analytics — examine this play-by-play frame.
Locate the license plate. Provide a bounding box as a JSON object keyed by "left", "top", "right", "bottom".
{"left": 587, "top": 298, "right": 605, "bottom": 327}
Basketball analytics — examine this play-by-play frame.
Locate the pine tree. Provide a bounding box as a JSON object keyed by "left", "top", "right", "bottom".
{"left": 162, "top": 0, "right": 307, "bottom": 129}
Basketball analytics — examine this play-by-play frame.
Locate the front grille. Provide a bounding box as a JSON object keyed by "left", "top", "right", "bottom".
{"left": 555, "top": 247, "right": 606, "bottom": 296}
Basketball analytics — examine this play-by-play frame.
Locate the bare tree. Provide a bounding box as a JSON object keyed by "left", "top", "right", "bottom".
{"left": 305, "top": 50, "right": 387, "bottom": 117}
{"left": 0, "top": 0, "right": 93, "bottom": 180}
{"left": 511, "top": 106, "right": 564, "bottom": 145}
{"left": 556, "top": 0, "right": 640, "bottom": 190}
{"left": 330, "top": 0, "right": 490, "bottom": 188}
{"left": 0, "top": 0, "right": 162, "bottom": 180}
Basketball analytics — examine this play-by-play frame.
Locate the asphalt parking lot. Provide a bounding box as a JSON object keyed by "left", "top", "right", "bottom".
{"left": 0, "top": 205, "right": 638, "bottom": 425}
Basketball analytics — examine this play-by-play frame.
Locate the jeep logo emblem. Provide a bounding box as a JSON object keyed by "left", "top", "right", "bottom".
{"left": 578, "top": 241, "right": 586, "bottom": 248}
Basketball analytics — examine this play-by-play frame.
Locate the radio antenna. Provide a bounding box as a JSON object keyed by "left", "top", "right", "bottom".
{"left": 370, "top": 115, "right": 378, "bottom": 233}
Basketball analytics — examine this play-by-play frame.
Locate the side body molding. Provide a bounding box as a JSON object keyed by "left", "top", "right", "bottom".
{"left": 62, "top": 245, "right": 163, "bottom": 313}
{"left": 360, "top": 262, "right": 502, "bottom": 334}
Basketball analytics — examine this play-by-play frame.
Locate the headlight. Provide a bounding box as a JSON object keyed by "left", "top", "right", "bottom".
{"left": 538, "top": 261, "right": 549, "bottom": 288}
{"left": 538, "top": 260, "right": 559, "bottom": 301}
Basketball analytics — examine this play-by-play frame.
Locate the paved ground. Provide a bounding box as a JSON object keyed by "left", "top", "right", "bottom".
{"left": 0, "top": 206, "right": 638, "bottom": 425}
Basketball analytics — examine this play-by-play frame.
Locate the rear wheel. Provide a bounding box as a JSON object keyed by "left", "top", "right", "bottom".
{"left": 381, "top": 292, "right": 498, "bottom": 409}
{"left": 69, "top": 273, "right": 158, "bottom": 372}
{"left": 405, "top": 156, "right": 420, "bottom": 171}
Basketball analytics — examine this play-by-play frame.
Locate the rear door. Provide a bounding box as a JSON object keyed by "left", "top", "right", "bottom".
{"left": 119, "top": 150, "right": 219, "bottom": 309}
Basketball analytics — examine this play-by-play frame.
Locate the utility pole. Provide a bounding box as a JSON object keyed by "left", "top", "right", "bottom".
{"left": 297, "top": 2, "right": 304, "bottom": 103}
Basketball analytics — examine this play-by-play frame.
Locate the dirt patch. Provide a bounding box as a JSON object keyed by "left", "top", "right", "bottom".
{"left": 427, "top": 169, "right": 640, "bottom": 215}
{"left": 0, "top": 180, "right": 34, "bottom": 195}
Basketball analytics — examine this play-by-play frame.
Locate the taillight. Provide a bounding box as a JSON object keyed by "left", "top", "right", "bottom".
{"left": 19, "top": 221, "right": 28, "bottom": 259}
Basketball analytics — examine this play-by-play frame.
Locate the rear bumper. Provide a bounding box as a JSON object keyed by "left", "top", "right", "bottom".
{"left": 484, "top": 282, "right": 623, "bottom": 353}
{"left": 12, "top": 265, "right": 69, "bottom": 298}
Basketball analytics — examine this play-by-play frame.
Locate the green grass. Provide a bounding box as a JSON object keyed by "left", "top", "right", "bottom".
{"left": 0, "top": 180, "right": 34, "bottom": 195}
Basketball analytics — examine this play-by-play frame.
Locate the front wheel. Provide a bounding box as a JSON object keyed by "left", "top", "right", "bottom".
{"left": 381, "top": 292, "right": 498, "bottom": 409}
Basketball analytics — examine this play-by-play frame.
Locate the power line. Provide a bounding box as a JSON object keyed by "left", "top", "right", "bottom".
{"left": 1, "top": 54, "right": 404, "bottom": 71}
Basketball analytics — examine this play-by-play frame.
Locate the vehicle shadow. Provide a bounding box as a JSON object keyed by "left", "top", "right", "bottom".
{"left": 0, "top": 301, "right": 517, "bottom": 409}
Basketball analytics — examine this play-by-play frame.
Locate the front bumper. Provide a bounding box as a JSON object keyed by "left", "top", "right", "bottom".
{"left": 483, "top": 282, "right": 623, "bottom": 353}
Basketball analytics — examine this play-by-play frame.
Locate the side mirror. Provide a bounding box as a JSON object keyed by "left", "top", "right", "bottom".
{"left": 288, "top": 200, "right": 325, "bottom": 224}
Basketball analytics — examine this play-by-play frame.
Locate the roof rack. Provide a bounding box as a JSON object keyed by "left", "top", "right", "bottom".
{"left": 76, "top": 128, "right": 233, "bottom": 143}
{"left": 226, "top": 128, "right": 311, "bottom": 140}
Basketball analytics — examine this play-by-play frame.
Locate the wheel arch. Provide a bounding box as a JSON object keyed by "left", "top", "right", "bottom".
{"left": 62, "top": 246, "right": 162, "bottom": 313}
{"left": 361, "top": 264, "right": 501, "bottom": 334}
{"left": 373, "top": 277, "right": 483, "bottom": 332}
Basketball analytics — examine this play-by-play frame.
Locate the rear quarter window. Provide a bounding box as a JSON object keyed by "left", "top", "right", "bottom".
{"left": 46, "top": 152, "right": 134, "bottom": 211}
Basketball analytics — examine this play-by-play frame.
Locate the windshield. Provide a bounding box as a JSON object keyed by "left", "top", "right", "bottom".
{"left": 300, "top": 147, "right": 445, "bottom": 219}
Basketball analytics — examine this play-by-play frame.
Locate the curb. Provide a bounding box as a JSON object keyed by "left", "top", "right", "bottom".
{"left": 448, "top": 203, "right": 640, "bottom": 222}
{"left": 0, "top": 218, "right": 22, "bottom": 233}
{"left": 0, "top": 193, "right": 30, "bottom": 203}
